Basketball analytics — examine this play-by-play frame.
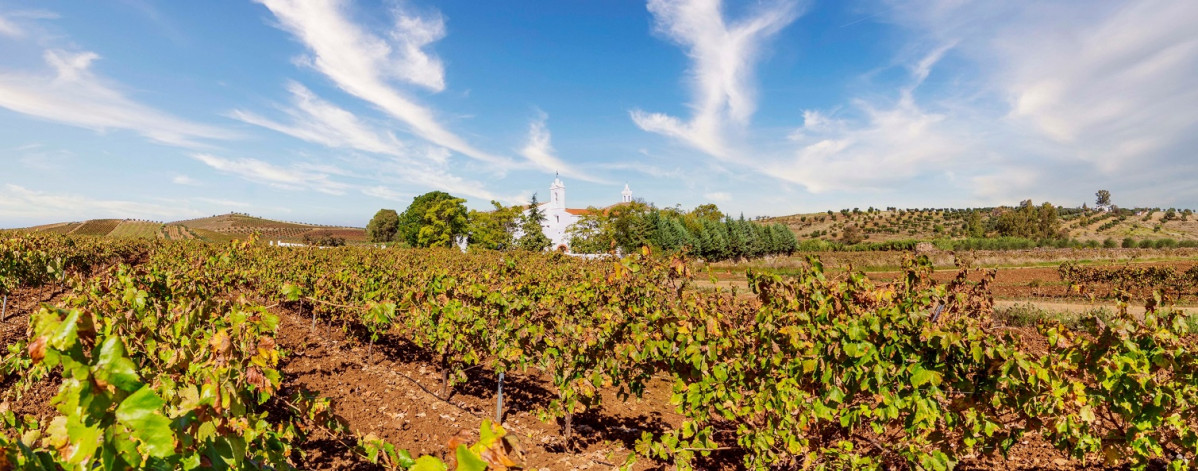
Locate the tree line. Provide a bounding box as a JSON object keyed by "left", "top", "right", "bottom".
{"left": 366, "top": 192, "right": 797, "bottom": 261}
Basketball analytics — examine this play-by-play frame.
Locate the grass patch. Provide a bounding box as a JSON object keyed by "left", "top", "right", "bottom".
{"left": 994, "top": 302, "right": 1116, "bottom": 332}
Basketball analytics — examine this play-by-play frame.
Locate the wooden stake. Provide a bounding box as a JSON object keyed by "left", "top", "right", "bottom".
{"left": 495, "top": 372, "right": 505, "bottom": 424}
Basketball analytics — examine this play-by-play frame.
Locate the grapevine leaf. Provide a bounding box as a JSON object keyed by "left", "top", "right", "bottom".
{"left": 455, "top": 444, "right": 488, "bottom": 471}
{"left": 410, "top": 455, "right": 449, "bottom": 471}
{"left": 93, "top": 337, "right": 142, "bottom": 392}
{"left": 115, "top": 385, "right": 175, "bottom": 458}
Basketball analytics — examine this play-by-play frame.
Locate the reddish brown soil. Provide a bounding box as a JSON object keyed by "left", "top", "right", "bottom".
{"left": 1, "top": 286, "right": 72, "bottom": 426}
{"left": 274, "top": 307, "right": 685, "bottom": 470}
{"left": 273, "top": 307, "right": 1154, "bottom": 470}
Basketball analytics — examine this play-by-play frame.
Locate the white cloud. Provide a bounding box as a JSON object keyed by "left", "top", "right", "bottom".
{"left": 704, "top": 191, "right": 731, "bottom": 202}
{"left": 0, "top": 184, "right": 202, "bottom": 222}
{"left": 362, "top": 185, "right": 410, "bottom": 202}
{"left": 519, "top": 112, "right": 607, "bottom": 183}
{"left": 0, "top": 13, "right": 22, "bottom": 37}
{"left": 827, "top": 0, "right": 1198, "bottom": 206}
{"left": 0, "top": 50, "right": 233, "bottom": 146}
{"left": 631, "top": 0, "right": 801, "bottom": 159}
{"left": 777, "top": 55, "right": 968, "bottom": 194}
{"left": 191, "top": 153, "right": 350, "bottom": 195}
{"left": 172, "top": 175, "right": 199, "bottom": 186}
{"left": 255, "top": 0, "right": 508, "bottom": 165}
{"left": 231, "top": 81, "right": 407, "bottom": 157}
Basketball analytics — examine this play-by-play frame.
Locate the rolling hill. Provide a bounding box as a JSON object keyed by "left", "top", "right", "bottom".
{"left": 10, "top": 213, "right": 366, "bottom": 245}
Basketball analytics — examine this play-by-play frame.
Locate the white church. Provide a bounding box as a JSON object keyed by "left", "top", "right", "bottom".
{"left": 528, "top": 175, "right": 633, "bottom": 252}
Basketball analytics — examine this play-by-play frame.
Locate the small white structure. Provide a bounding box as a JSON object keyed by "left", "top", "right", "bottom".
{"left": 523, "top": 175, "right": 631, "bottom": 252}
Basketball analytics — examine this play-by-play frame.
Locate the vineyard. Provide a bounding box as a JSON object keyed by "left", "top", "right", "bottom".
{"left": 1, "top": 233, "right": 1196, "bottom": 470}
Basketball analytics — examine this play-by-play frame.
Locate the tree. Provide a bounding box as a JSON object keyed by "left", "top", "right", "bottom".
{"left": 966, "top": 210, "right": 985, "bottom": 238}
{"left": 398, "top": 191, "right": 455, "bottom": 247}
{"left": 690, "top": 204, "right": 724, "bottom": 222}
{"left": 366, "top": 209, "right": 400, "bottom": 243}
{"left": 839, "top": 225, "right": 864, "bottom": 245}
{"left": 467, "top": 201, "right": 522, "bottom": 250}
{"left": 416, "top": 197, "right": 468, "bottom": 248}
{"left": 516, "top": 194, "right": 552, "bottom": 252}
{"left": 1096, "top": 190, "right": 1111, "bottom": 209}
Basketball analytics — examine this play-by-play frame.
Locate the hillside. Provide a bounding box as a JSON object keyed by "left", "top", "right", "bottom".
{"left": 169, "top": 213, "right": 366, "bottom": 244}
{"left": 768, "top": 206, "right": 1198, "bottom": 245}
{"left": 12, "top": 213, "right": 366, "bottom": 244}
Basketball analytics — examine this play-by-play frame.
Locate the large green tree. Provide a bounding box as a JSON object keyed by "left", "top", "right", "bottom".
{"left": 416, "top": 197, "right": 468, "bottom": 248}
{"left": 467, "top": 201, "right": 522, "bottom": 250}
{"left": 366, "top": 209, "right": 399, "bottom": 243}
{"left": 397, "top": 191, "right": 455, "bottom": 247}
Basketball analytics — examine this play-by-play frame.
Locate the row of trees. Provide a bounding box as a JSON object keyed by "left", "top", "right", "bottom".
{"left": 566, "top": 202, "right": 797, "bottom": 260}
{"left": 367, "top": 193, "right": 797, "bottom": 260}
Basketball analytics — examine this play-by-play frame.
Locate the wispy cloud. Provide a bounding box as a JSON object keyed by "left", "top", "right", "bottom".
{"left": 191, "top": 153, "right": 350, "bottom": 195}
{"left": 0, "top": 184, "right": 202, "bottom": 222}
{"left": 361, "top": 185, "right": 410, "bottom": 202}
{"left": 519, "top": 111, "right": 607, "bottom": 183}
{"left": 0, "top": 50, "right": 233, "bottom": 146}
{"left": 172, "top": 175, "right": 200, "bottom": 186}
{"left": 255, "top": 0, "right": 508, "bottom": 165}
{"left": 631, "top": 0, "right": 801, "bottom": 159}
{"left": 0, "top": 13, "right": 21, "bottom": 37}
{"left": 775, "top": 44, "right": 968, "bottom": 193}
{"left": 231, "top": 81, "right": 407, "bottom": 157}
{"left": 704, "top": 191, "right": 731, "bottom": 202}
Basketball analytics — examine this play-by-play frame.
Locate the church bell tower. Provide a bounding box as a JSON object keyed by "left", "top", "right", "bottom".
{"left": 549, "top": 173, "right": 566, "bottom": 209}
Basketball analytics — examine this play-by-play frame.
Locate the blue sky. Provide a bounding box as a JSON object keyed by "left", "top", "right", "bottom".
{"left": 1, "top": 0, "right": 1196, "bottom": 227}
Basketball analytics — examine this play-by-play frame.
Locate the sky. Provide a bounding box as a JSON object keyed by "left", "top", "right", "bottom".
{"left": 1, "top": 0, "right": 1196, "bottom": 227}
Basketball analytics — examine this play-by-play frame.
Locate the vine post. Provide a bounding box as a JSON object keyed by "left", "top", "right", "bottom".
{"left": 495, "top": 371, "right": 505, "bottom": 424}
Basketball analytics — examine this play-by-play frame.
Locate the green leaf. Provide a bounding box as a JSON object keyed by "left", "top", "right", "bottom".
{"left": 115, "top": 385, "right": 175, "bottom": 458}
{"left": 410, "top": 455, "right": 449, "bottom": 471}
{"left": 280, "top": 283, "right": 302, "bottom": 301}
{"left": 395, "top": 449, "right": 416, "bottom": 468}
{"left": 92, "top": 337, "right": 142, "bottom": 392}
{"left": 910, "top": 365, "right": 942, "bottom": 388}
{"left": 455, "top": 444, "right": 488, "bottom": 471}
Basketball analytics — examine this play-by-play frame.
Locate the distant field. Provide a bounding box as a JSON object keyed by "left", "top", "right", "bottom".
{"left": 107, "top": 221, "right": 163, "bottom": 239}
{"left": 187, "top": 227, "right": 240, "bottom": 244}
{"left": 68, "top": 219, "right": 123, "bottom": 237}
{"left": 769, "top": 207, "right": 1198, "bottom": 245}
{"left": 161, "top": 224, "right": 196, "bottom": 240}
{"left": 26, "top": 222, "right": 83, "bottom": 235}
{"left": 171, "top": 213, "right": 365, "bottom": 243}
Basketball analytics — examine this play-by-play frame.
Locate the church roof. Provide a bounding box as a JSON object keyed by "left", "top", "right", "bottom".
{"left": 565, "top": 208, "right": 590, "bottom": 216}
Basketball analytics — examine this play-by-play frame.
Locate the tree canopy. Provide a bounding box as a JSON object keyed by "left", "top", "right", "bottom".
{"left": 397, "top": 191, "right": 455, "bottom": 247}
{"left": 416, "top": 197, "right": 468, "bottom": 248}
{"left": 366, "top": 209, "right": 399, "bottom": 243}
{"left": 466, "top": 201, "right": 522, "bottom": 250}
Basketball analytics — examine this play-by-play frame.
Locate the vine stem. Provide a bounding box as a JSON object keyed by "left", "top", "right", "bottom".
{"left": 1, "top": 294, "right": 6, "bottom": 322}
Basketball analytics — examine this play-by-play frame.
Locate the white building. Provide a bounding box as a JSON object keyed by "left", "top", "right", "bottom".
{"left": 526, "top": 176, "right": 632, "bottom": 252}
